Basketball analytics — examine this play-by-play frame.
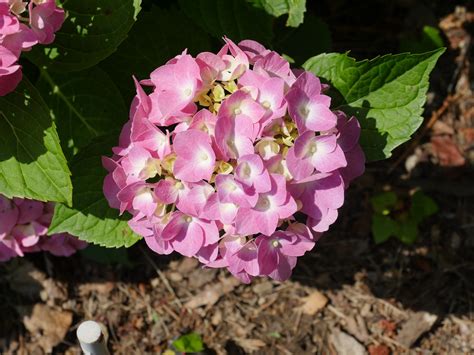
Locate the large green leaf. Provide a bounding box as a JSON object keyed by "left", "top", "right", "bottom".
{"left": 178, "top": 0, "right": 273, "bottom": 45}
{"left": 36, "top": 67, "right": 127, "bottom": 158}
{"left": 248, "top": 0, "right": 306, "bottom": 27}
{"left": 303, "top": 49, "right": 444, "bottom": 161}
{"left": 27, "top": 0, "right": 142, "bottom": 72}
{"left": 0, "top": 79, "right": 72, "bottom": 204}
{"left": 101, "top": 6, "right": 212, "bottom": 102}
{"left": 48, "top": 136, "right": 141, "bottom": 248}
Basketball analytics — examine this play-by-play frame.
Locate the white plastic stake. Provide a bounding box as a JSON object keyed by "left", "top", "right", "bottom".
{"left": 77, "top": 320, "right": 110, "bottom": 355}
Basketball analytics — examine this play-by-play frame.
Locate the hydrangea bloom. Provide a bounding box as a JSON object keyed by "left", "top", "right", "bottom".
{"left": 0, "top": 0, "right": 64, "bottom": 96}
{"left": 104, "top": 38, "right": 365, "bottom": 283}
{"left": 0, "top": 194, "right": 87, "bottom": 261}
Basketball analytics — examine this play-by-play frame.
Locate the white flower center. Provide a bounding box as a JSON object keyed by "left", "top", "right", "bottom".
{"left": 300, "top": 105, "right": 309, "bottom": 117}
{"left": 309, "top": 142, "right": 317, "bottom": 154}
{"left": 241, "top": 163, "right": 252, "bottom": 178}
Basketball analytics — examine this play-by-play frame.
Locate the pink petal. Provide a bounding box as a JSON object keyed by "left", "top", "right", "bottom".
{"left": 17, "top": 199, "right": 44, "bottom": 224}
{"left": 155, "top": 178, "right": 184, "bottom": 204}
{"left": 256, "top": 235, "right": 278, "bottom": 275}
{"left": 292, "top": 71, "right": 322, "bottom": 97}
{"left": 176, "top": 181, "right": 214, "bottom": 217}
{"left": 215, "top": 174, "right": 257, "bottom": 208}
{"left": 235, "top": 207, "right": 279, "bottom": 236}
{"left": 286, "top": 145, "right": 314, "bottom": 181}
{"left": 286, "top": 88, "right": 337, "bottom": 133}
{"left": 336, "top": 112, "right": 361, "bottom": 152}
{"left": 340, "top": 145, "right": 366, "bottom": 187}
{"left": 268, "top": 254, "right": 296, "bottom": 281}
{"left": 228, "top": 241, "right": 259, "bottom": 276}
{"left": 307, "top": 208, "right": 339, "bottom": 232}
{"left": 173, "top": 129, "right": 216, "bottom": 182}
{"left": 171, "top": 221, "right": 204, "bottom": 257}
{"left": 310, "top": 135, "right": 347, "bottom": 173}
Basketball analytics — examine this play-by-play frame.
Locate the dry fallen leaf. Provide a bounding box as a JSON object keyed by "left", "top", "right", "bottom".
{"left": 298, "top": 291, "right": 328, "bottom": 315}
{"left": 234, "top": 338, "right": 266, "bottom": 352}
{"left": 176, "top": 257, "right": 199, "bottom": 274}
{"left": 431, "top": 135, "right": 466, "bottom": 167}
{"left": 22, "top": 304, "right": 73, "bottom": 353}
{"left": 345, "top": 315, "right": 369, "bottom": 343}
{"left": 396, "top": 311, "right": 438, "bottom": 348}
{"left": 185, "top": 277, "right": 239, "bottom": 309}
{"left": 78, "top": 282, "right": 114, "bottom": 297}
{"left": 330, "top": 328, "right": 367, "bottom": 355}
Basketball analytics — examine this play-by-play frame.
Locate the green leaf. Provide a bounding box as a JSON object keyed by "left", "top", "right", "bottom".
{"left": 27, "top": 0, "right": 142, "bottom": 72}
{"left": 398, "top": 218, "right": 419, "bottom": 244}
{"left": 409, "top": 190, "right": 438, "bottom": 223}
{"left": 248, "top": 0, "right": 306, "bottom": 27}
{"left": 178, "top": 0, "right": 273, "bottom": 45}
{"left": 101, "top": 6, "right": 212, "bottom": 102}
{"left": 372, "top": 214, "right": 398, "bottom": 244}
{"left": 36, "top": 67, "right": 127, "bottom": 158}
{"left": 303, "top": 49, "right": 445, "bottom": 161}
{"left": 370, "top": 191, "right": 398, "bottom": 215}
{"left": 172, "top": 333, "right": 205, "bottom": 353}
{"left": 0, "top": 79, "right": 72, "bottom": 204}
{"left": 275, "top": 14, "right": 331, "bottom": 65}
{"left": 48, "top": 135, "right": 141, "bottom": 248}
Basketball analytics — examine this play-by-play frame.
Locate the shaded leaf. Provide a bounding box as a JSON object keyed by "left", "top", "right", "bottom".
{"left": 410, "top": 190, "right": 438, "bottom": 223}
{"left": 27, "top": 0, "right": 142, "bottom": 72}
{"left": 275, "top": 14, "right": 331, "bottom": 65}
{"left": 398, "top": 218, "right": 419, "bottom": 244}
{"left": 179, "top": 0, "right": 273, "bottom": 44}
{"left": 400, "top": 26, "right": 444, "bottom": 54}
{"left": 372, "top": 214, "right": 399, "bottom": 244}
{"left": 0, "top": 79, "right": 71, "bottom": 204}
{"left": 48, "top": 135, "right": 141, "bottom": 248}
{"left": 36, "top": 67, "right": 127, "bottom": 158}
{"left": 303, "top": 49, "right": 445, "bottom": 161}
{"left": 371, "top": 191, "right": 398, "bottom": 214}
{"left": 102, "top": 6, "right": 212, "bottom": 102}
{"left": 248, "top": 0, "right": 306, "bottom": 27}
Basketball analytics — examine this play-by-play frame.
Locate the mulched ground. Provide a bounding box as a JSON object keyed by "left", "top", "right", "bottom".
{"left": 1, "top": 2, "right": 473, "bottom": 354}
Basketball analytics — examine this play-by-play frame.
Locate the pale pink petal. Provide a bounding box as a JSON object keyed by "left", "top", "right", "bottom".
{"left": 173, "top": 129, "right": 216, "bottom": 182}
{"left": 171, "top": 221, "right": 204, "bottom": 257}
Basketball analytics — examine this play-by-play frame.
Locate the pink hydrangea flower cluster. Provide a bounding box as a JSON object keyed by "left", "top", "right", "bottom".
{"left": 0, "top": 0, "right": 64, "bottom": 96}
{"left": 0, "top": 194, "right": 87, "bottom": 261}
{"left": 103, "top": 38, "right": 365, "bottom": 283}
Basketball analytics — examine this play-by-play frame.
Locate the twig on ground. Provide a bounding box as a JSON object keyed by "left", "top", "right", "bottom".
{"left": 139, "top": 245, "right": 183, "bottom": 308}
